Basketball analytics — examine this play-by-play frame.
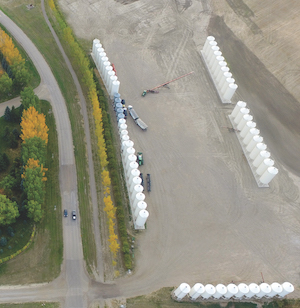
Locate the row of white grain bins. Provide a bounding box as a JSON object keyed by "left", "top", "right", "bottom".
{"left": 202, "top": 36, "right": 278, "bottom": 186}
{"left": 174, "top": 282, "right": 294, "bottom": 301}
{"left": 230, "top": 101, "right": 278, "bottom": 185}
{"left": 92, "top": 39, "right": 149, "bottom": 229}
{"left": 92, "top": 39, "right": 120, "bottom": 98}
{"left": 201, "top": 36, "right": 238, "bottom": 104}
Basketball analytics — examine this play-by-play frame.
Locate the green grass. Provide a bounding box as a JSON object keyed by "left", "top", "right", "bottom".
{"left": 0, "top": 303, "right": 60, "bottom": 308}
{"left": 0, "top": 0, "right": 97, "bottom": 276}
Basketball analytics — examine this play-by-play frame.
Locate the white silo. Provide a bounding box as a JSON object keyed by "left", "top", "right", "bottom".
{"left": 134, "top": 200, "right": 147, "bottom": 218}
{"left": 242, "top": 128, "right": 259, "bottom": 145}
{"left": 207, "top": 46, "right": 220, "bottom": 62}
{"left": 107, "top": 70, "right": 115, "bottom": 90}
{"left": 256, "top": 158, "right": 274, "bottom": 176}
{"left": 110, "top": 80, "right": 120, "bottom": 98}
{"left": 101, "top": 61, "right": 111, "bottom": 78}
{"left": 249, "top": 143, "right": 267, "bottom": 160}
{"left": 246, "top": 135, "right": 263, "bottom": 152}
{"left": 245, "top": 283, "right": 260, "bottom": 298}
{"left": 135, "top": 210, "right": 149, "bottom": 227}
{"left": 126, "top": 154, "right": 137, "bottom": 169}
{"left": 119, "top": 123, "right": 128, "bottom": 133}
{"left": 268, "top": 282, "right": 283, "bottom": 297}
{"left": 131, "top": 184, "right": 144, "bottom": 201}
{"left": 189, "top": 283, "right": 205, "bottom": 300}
{"left": 223, "top": 284, "right": 238, "bottom": 299}
{"left": 219, "top": 72, "right": 233, "bottom": 89}
{"left": 118, "top": 118, "right": 126, "bottom": 127}
{"left": 203, "top": 36, "right": 215, "bottom": 52}
{"left": 221, "top": 77, "right": 235, "bottom": 94}
{"left": 234, "top": 283, "right": 249, "bottom": 299}
{"left": 208, "top": 51, "right": 222, "bottom": 67}
{"left": 204, "top": 40, "right": 217, "bottom": 56}
{"left": 213, "top": 284, "right": 227, "bottom": 299}
{"left": 201, "top": 284, "right": 216, "bottom": 299}
{"left": 99, "top": 56, "right": 108, "bottom": 75}
{"left": 231, "top": 101, "right": 247, "bottom": 118}
{"left": 133, "top": 192, "right": 145, "bottom": 209}
{"left": 174, "top": 283, "right": 191, "bottom": 300}
{"left": 211, "top": 55, "right": 225, "bottom": 71}
{"left": 97, "top": 51, "right": 106, "bottom": 68}
{"left": 256, "top": 283, "right": 272, "bottom": 298}
{"left": 92, "top": 39, "right": 100, "bottom": 55}
{"left": 121, "top": 135, "right": 130, "bottom": 148}
{"left": 259, "top": 167, "right": 278, "bottom": 185}
{"left": 240, "top": 121, "right": 256, "bottom": 138}
{"left": 114, "top": 92, "right": 121, "bottom": 100}
{"left": 234, "top": 107, "right": 250, "bottom": 124}
{"left": 109, "top": 76, "right": 118, "bottom": 94}
{"left": 130, "top": 176, "right": 142, "bottom": 191}
{"left": 120, "top": 129, "right": 128, "bottom": 139}
{"left": 278, "top": 282, "right": 294, "bottom": 297}
{"left": 216, "top": 66, "right": 230, "bottom": 84}
{"left": 214, "top": 61, "right": 227, "bottom": 79}
{"left": 126, "top": 161, "right": 139, "bottom": 178}
{"left": 237, "top": 114, "right": 253, "bottom": 131}
{"left": 253, "top": 150, "right": 271, "bottom": 167}
{"left": 123, "top": 140, "right": 134, "bottom": 151}
{"left": 223, "top": 83, "right": 238, "bottom": 101}
{"left": 123, "top": 147, "right": 135, "bottom": 162}
{"left": 96, "top": 47, "right": 104, "bottom": 63}
{"left": 129, "top": 169, "right": 140, "bottom": 182}
{"left": 104, "top": 65, "right": 113, "bottom": 87}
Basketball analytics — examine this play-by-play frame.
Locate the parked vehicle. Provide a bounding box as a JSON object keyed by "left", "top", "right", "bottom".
{"left": 64, "top": 209, "right": 68, "bottom": 217}
{"left": 146, "top": 173, "right": 151, "bottom": 192}
{"left": 128, "top": 105, "right": 148, "bottom": 130}
{"left": 137, "top": 152, "right": 144, "bottom": 165}
{"left": 72, "top": 210, "right": 76, "bottom": 220}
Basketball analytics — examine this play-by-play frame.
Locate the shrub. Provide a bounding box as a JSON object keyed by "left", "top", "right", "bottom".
{"left": 0, "top": 237, "right": 7, "bottom": 247}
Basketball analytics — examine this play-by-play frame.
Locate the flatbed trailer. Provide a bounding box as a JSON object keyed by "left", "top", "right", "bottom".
{"left": 128, "top": 105, "right": 148, "bottom": 131}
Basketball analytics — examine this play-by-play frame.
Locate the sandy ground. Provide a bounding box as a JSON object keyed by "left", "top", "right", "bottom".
{"left": 56, "top": 0, "right": 300, "bottom": 299}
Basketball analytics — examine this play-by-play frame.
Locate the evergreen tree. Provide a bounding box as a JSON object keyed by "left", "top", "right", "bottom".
{"left": 4, "top": 106, "right": 11, "bottom": 122}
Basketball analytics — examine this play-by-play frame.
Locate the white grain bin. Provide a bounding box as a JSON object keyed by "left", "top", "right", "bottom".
{"left": 242, "top": 128, "right": 259, "bottom": 145}
{"left": 129, "top": 169, "right": 140, "bottom": 182}
{"left": 256, "top": 283, "right": 272, "bottom": 298}
{"left": 117, "top": 113, "right": 125, "bottom": 121}
{"left": 278, "top": 282, "right": 294, "bottom": 297}
{"left": 133, "top": 192, "right": 145, "bottom": 209}
{"left": 96, "top": 48, "right": 104, "bottom": 63}
{"left": 102, "top": 61, "right": 111, "bottom": 77}
{"left": 115, "top": 97, "right": 122, "bottom": 105}
{"left": 221, "top": 77, "right": 235, "bottom": 94}
{"left": 120, "top": 129, "right": 128, "bottom": 139}
{"left": 216, "top": 66, "right": 230, "bottom": 84}
{"left": 130, "top": 176, "right": 142, "bottom": 192}
{"left": 98, "top": 52, "right": 106, "bottom": 68}
{"left": 240, "top": 121, "right": 256, "bottom": 138}
{"left": 104, "top": 66, "right": 113, "bottom": 86}
{"left": 118, "top": 118, "right": 126, "bottom": 127}
{"left": 110, "top": 80, "right": 120, "bottom": 98}
{"left": 219, "top": 72, "right": 233, "bottom": 89}
{"left": 92, "top": 39, "right": 100, "bottom": 55}
{"left": 231, "top": 101, "right": 247, "bottom": 118}
{"left": 208, "top": 51, "right": 222, "bottom": 67}
{"left": 115, "top": 102, "right": 122, "bottom": 110}
{"left": 256, "top": 158, "right": 274, "bottom": 176}
{"left": 253, "top": 150, "right": 271, "bottom": 167}
{"left": 268, "top": 282, "right": 283, "bottom": 297}
{"left": 131, "top": 184, "right": 144, "bottom": 201}
{"left": 223, "top": 83, "right": 238, "bottom": 101}
{"left": 249, "top": 143, "right": 267, "bottom": 160}
{"left": 237, "top": 114, "right": 253, "bottom": 131}
{"left": 204, "top": 40, "right": 217, "bottom": 56}
{"left": 259, "top": 167, "right": 278, "bottom": 185}
{"left": 123, "top": 140, "right": 134, "bottom": 151}
{"left": 207, "top": 46, "right": 220, "bottom": 61}
{"left": 211, "top": 55, "right": 225, "bottom": 71}
{"left": 135, "top": 210, "right": 149, "bottom": 228}
{"left": 245, "top": 283, "right": 260, "bottom": 298}
{"left": 114, "top": 92, "right": 121, "bottom": 100}
{"left": 246, "top": 135, "right": 263, "bottom": 152}
{"left": 203, "top": 36, "right": 215, "bottom": 52}
{"left": 99, "top": 56, "right": 108, "bottom": 74}
{"left": 189, "top": 283, "right": 205, "bottom": 300}
{"left": 214, "top": 61, "right": 227, "bottom": 79}
{"left": 119, "top": 123, "right": 128, "bottom": 133}
{"left": 121, "top": 135, "right": 130, "bottom": 147}
{"left": 234, "top": 283, "right": 249, "bottom": 299}
{"left": 126, "top": 154, "right": 137, "bottom": 169}
{"left": 213, "top": 284, "right": 227, "bottom": 299}
{"left": 201, "top": 284, "right": 216, "bottom": 299}
{"left": 123, "top": 147, "right": 135, "bottom": 161}
{"left": 126, "top": 161, "right": 139, "bottom": 178}
{"left": 107, "top": 70, "right": 115, "bottom": 90}
{"left": 223, "top": 284, "right": 238, "bottom": 299}
{"left": 109, "top": 76, "right": 118, "bottom": 94}
{"left": 234, "top": 108, "right": 250, "bottom": 125}
{"left": 174, "top": 283, "right": 191, "bottom": 300}
{"left": 134, "top": 200, "right": 147, "bottom": 218}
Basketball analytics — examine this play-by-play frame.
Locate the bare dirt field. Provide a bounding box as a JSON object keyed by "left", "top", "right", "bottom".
{"left": 57, "top": 0, "right": 300, "bottom": 300}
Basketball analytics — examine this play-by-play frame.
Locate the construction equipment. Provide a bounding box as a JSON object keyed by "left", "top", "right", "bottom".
{"left": 142, "top": 71, "right": 194, "bottom": 96}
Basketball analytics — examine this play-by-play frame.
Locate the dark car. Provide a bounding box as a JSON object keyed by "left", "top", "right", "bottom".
{"left": 64, "top": 209, "right": 68, "bottom": 217}
{"left": 72, "top": 210, "right": 76, "bottom": 220}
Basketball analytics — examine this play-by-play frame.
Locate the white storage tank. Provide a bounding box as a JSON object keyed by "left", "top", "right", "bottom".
{"left": 133, "top": 192, "right": 145, "bottom": 209}
{"left": 223, "top": 283, "right": 238, "bottom": 299}
{"left": 129, "top": 169, "right": 140, "bottom": 182}
{"left": 102, "top": 61, "right": 111, "bottom": 77}
{"left": 135, "top": 210, "right": 149, "bottom": 228}
{"left": 221, "top": 77, "right": 235, "bottom": 94}
{"left": 253, "top": 150, "right": 271, "bottom": 167}
{"left": 240, "top": 121, "right": 256, "bottom": 138}
{"left": 123, "top": 147, "right": 135, "bottom": 161}
{"left": 246, "top": 135, "right": 263, "bottom": 152}
{"left": 134, "top": 201, "right": 147, "bottom": 218}
{"left": 109, "top": 76, "right": 118, "bottom": 94}
{"left": 211, "top": 55, "right": 225, "bottom": 71}
{"left": 213, "top": 284, "right": 227, "bottom": 299}
{"left": 126, "top": 161, "right": 139, "bottom": 178}
{"left": 120, "top": 129, "right": 128, "bottom": 139}
{"left": 92, "top": 38, "right": 100, "bottom": 55}
{"left": 279, "top": 282, "right": 294, "bottom": 297}
{"left": 256, "top": 158, "right": 274, "bottom": 176}
{"left": 204, "top": 40, "right": 217, "bottom": 56}
{"left": 231, "top": 101, "right": 247, "bottom": 118}
{"left": 256, "top": 283, "right": 272, "bottom": 298}
{"left": 245, "top": 283, "right": 260, "bottom": 298}
{"left": 203, "top": 36, "right": 215, "bottom": 53}
{"left": 126, "top": 154, "right": 137, "bottom": 169}
{"left": 118, "top": 118, "right": 126, "bottom": 126}
{"left": 99, "top": 56, "right": 108, "bottom": 74}
{"left": 237, "top": 114, "right": 253, "bottom": 131}
{"left": 214, "top": 61, "right": 227, "bottom": 79}
{"left": 189, "top": 283, "right": 205, "bottom": 300}
{"left": 123, "top": 140, "right": 134, "bottom": 152}
{"left": 219, "top": 72, "right": 233, "bottom": 89}
{"left": 223, "top": 83, "right": 238, "bottom": 101}
{"left": 121, "top": 135, "right": 130, "bottom": 147}
{"left": 268, "top": 282, "right": 283, "bottom": 297}
{"left": 110, "top": 80, "right": 120, "bottom": 98}
{"left": 107, "top": 70, "right": 115, "bottom": 90}
{"left": 208, "top": 51, "right": 222, "bottom": 67}
{"left": 234, "top": 283, "right": 249, "bottom": 299}
{"left": 243, "top": 128, "right": 260, "bottom": 145}
{"left": 259, "top": 167, "right": 278, "bottom": 185}
{"left": 249, "top": 143, "right": 267, "bottom": 160}
{"left": 131, "top": 184, "right": 144, "bottom": 201}
{"left": 216, "top": 66, "right": 230, "bottom": 84}
{"left": 130, "top": 176, "right": 142, "bottom": 191}
{"left": 201, "top": 284, "right": 216, "bottom": 299}
{"left": 174, "top": 283, "right": 191, "bottom": 300}
{"left": 234, "top": 107, "right": 250, "bottom": 124}
{"left": 119, "top": 123, "right": 128, "bottom": 133}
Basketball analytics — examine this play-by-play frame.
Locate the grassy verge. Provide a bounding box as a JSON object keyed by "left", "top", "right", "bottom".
{"left": 0, "top": 0, "right": 96, "bottom": 276}
{"left": 0, "top": 304, "right": 60, "bottom": 308}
